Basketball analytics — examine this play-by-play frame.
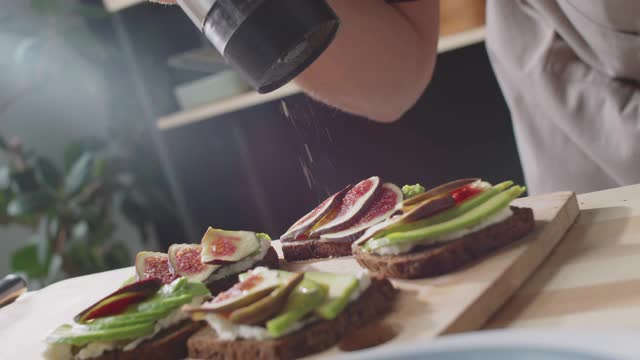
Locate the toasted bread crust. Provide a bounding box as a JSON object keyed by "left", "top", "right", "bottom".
{"left": 281, "top": 240, "right": 352, "bottom": 262}
{"left": 187, "top": 278, "right": 396, "bottom": 360}
{"left": 205, "top": 246, "right": 279, "bottom": 294}
{"left": 90, "top": 321, "right": 204, "bottom": 360}
{"left": 353, "top": 206, "right": 535, "bottom": 279}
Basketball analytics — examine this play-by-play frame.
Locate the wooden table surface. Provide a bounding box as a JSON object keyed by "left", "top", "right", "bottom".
{"left": 487, "top": 183, "right": 640, "bottom": 330}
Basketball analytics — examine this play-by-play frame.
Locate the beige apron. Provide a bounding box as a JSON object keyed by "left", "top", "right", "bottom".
{"left": 486, "top": 0, "right": 640, "bottom": 194}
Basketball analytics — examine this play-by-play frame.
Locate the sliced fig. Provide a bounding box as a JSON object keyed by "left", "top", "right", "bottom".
{"left": 401, "top": 178, "right": 479, "bottom": 208}
{"left": 320, "top": 183, "right": 402, "bottom": 243}
{"left": 310, "top": 176, "right": 382, "bottom": 237}
{"left": 400, "top": 193, "right": 456, "bottom": 223}
{"left": 168, "top": 244, "right": 220, "bottom": 282}
{"left": 281, "top": 185, "right": 351, "bottom": 241}
{"left": 74, "top": 279, "right": 161, "bottom": 323}
{"left": 135, "top": 252, "right": 179, "bottom": 285}
{"left": 184, "top": 268, "right": 281, "bottom": 314}
{"left": 200, "top": 228, "right": 261, "bottom": 265}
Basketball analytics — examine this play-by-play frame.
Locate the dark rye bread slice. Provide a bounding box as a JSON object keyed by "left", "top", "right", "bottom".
{"left": 205, "top": 246, "right": 279, "bottom": 294}
{"left": 91, "top": 321, "right": 204, "bottom": 360}
{"left": 281, "top": 240, "right": 352, "bottom": 262}
{"left": 187, "top": 278, "right": 396, "bottom": 360}
{"left": 354, "top": 206, "right": 535, "bottom": 279}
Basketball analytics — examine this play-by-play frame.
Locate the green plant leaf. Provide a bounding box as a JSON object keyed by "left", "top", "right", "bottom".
{"left": 120, "top": 193, "right": 151, "bottom": 241}
{"left": 104, "top": 242, "right": 131, "bottom": 269}
{"left": 33, "top": 157, "right": 62, "bottom": 192}
{"left": 90, "top": 222, "right": 116, "bottom": 246}
{"left": 11, "top": 169, "right": 39, "bottom": 194}
{"left": 63, "top": 142, "right": 85, "bottom": 172}
{"left": 64, "top": 239, "right": 92, "bottom": 276}
{"left": 64, "top": 153, "right": 93, "bottom": 197}
{"left": 0, "top": 191, "right": 11, "bottom": 225}
{"left": 92, "top": 155, "right": 108, "bottom": 179}
{"left": 30, "top": 0, "right": 60, "bottom": 14}
{"left": 70, "top": 3, "right": 108, "bottom": 18}
{"left": 89, "top": 244, "right": 107, "bottom": 272}
{"left": 11, "top": 242, "right": 48, "bottom": 280}
{"left": 0, "top": 166, "right": 11, "bottom": 190}
{"left": 7, "top": 190, "right": 53, "bottom": 217}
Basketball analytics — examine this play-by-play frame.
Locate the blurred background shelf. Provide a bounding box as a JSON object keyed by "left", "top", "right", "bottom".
{"left": 102, "top": 0, "right": 488, "bottom": 131}
{"left": 158, "top": 83, "right": 300, "bottom": 130}
{"left": 103, "top": 0, "right": 144, "bottom": 13}
{"left": 156, "top": 26, "right": 487, "bottom": 130}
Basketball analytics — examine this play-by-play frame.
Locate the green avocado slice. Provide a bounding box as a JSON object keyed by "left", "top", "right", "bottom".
{"left": 87, "top": 309, "right": 170, "bottom": 329}
{"left": 305, "top": 272, "right": 359, "bottom": 320}
{"left": 47, "top": 322, "right": 155, "bottom": 346}
{"left": 371, "top": 181, "right": 514, "bottom": 240}
{"left": 45, "top": 279, "right": 210, "bottom": 346}
{"left": 266, "top": 278, "right": 327, "bottom": 337}
{"left": 365, "top": 185, "right": 526, "bottom": 251}
{"left": 136, "top": 293, "right": 194, "bottom": 313}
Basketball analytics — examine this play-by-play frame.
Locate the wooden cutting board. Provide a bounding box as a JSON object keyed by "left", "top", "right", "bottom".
{"left": 0, "top": 191, "right": 578, "bottom": 359}
{"left": 275, "top": 191, "right": 580, "bottom": 357}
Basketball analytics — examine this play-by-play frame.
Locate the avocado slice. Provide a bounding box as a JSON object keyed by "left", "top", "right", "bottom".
{"left": 87, "top": 309, "right": 170, "bottom": 329}
{"left": 371, "top": 181, "right": 514, "bottom": 240}
{"left": 229, "top": 272, "right": 304, "bottom": 325}
{"left": 87, "top": 281, "right": 208, "bottom": 330}
{"left": 45, "top": 278, "right": 211, "bottom": 347}
{"left": 266, "top": 278, "right": 328, "bottom": 337}
{"left": 137, "top": 293, "right": 194, "bottom": 313}
{"left": 305, "top": 272, "right": 359, "bottom": 320}
{"left": 47, "top": 322, "right": 155, "bottom": 346}
{"left": 366, "top": 185, "right": 526, "bottom": 251}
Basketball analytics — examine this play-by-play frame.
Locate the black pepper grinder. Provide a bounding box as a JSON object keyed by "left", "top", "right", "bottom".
{"left": 177, "top": 0, "right": 340, "bottom": 93}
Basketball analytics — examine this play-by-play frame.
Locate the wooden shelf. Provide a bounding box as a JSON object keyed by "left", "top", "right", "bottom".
{"left": 437, "top": 26, "right": 486, "bottom": 53}
{"left": 156, "top": 27, "right": 486, "bottom": 131}
{"left": 103, "top": 0, "right": 144, "bottom": 12}
{"left": 157, "top": 83, "right": 301, "bottom": 130}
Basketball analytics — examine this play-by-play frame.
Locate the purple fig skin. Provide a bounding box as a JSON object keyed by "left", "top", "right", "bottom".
{"left": 204, "top": 259, "right": 237, "bottom": 265}
{"left": 73, "top": 278, "right": 161, "bottom": 323}
{"left": 311, "top": 176, "right": 382, "bottom": 237}
{"left": 281, "top": 185, "right": 352, "bottom": 242}
{"left": 401, "top": 194, "right": 456, "bottom": 222}
{"left": 319, "top": 183, "right": 403, "bottom": 243}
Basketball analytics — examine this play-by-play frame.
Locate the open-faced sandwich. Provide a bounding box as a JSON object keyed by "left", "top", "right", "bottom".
{"left": 136, "top": 228, "right": 279, "bottom": 294}
{"left": 280, "top": 176, "right": 404, "bottom": 261}
{"left": 44, "top": 277, "right": 210, "bottom": 360}
{"left": 184, "top": 267, "right": 396, "bottom": 360}
{"left": 353, "top": 179, "right": 535, "bottom": 278}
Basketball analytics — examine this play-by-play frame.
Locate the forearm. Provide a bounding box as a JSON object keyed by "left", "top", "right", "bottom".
{"left": 295, "top": 0, "right": 440, "bottom": 123}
